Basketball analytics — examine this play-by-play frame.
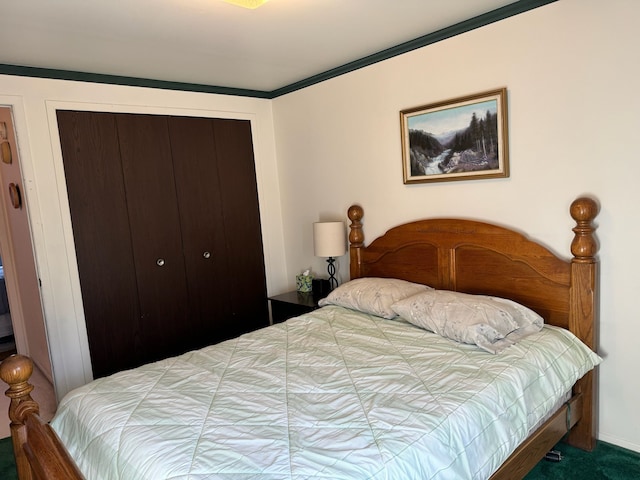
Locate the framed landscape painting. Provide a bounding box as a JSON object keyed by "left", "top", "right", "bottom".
{"left": 400, "top": 88, "right": 509, "bottom": 184}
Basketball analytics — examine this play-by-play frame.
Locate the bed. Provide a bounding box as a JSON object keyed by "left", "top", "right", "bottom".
{"left": 0, "top": 196, "right": 600, "bottom": 480}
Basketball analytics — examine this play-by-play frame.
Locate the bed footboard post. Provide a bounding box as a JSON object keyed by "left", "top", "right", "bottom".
{"left": 1, "top": 354, "right": 85, "bottom": 479}
{"left": 0, "top": 354, "right": 39, "bottom": 480}
{"left": 348, "top": 205, "right": 364, "bottom": 280}
{"left": 568, "top": 197, "right": 599, "bottom": 451}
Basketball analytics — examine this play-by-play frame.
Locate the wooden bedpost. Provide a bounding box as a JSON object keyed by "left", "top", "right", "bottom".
{"left": 0, "top": 354, "right": 39, "bottom": 480}
{"left": 348, "top": 205, "right": 364, "bottom": 280}
{"left": 1, "top": 354, "right": 85, "bottom": 480}
{"left": 567, "top": 197, "right": 599, "bottom": 451}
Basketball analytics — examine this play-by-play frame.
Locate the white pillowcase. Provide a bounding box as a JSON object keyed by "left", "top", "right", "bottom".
{"left": 391, "top": 289, "right": 544, "bottom": 353}
{"left": 318, "top": 277, "right": 432, "bottom": 319}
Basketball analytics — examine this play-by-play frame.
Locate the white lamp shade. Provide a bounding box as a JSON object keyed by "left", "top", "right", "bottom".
{"left": 313, "top": 221, "right": 346, "bottom": 257}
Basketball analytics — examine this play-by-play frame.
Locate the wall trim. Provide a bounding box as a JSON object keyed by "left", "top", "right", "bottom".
{"left": 0, "top": 0, "right": 557, "bottom": 99}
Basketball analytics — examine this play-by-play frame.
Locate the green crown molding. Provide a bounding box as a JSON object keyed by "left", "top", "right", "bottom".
{"left": 0, "top": 0, "right": 556, "bottom": 100}
{"left": 0, "top": 64, "right": 272, "bottom": 99}
{"left": 270, "top": 0, "right": 558, "bottom": 98}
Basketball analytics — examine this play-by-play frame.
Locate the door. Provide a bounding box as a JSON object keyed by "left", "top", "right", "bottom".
{"left": 57, "top": 111, "right": 268, "bottom": 378}
{"left": 211, "top": 119, "right": 269, "bottom": 336}
{"left": 0, "top": 107, "right": 53, "bottom": 381}
{"left": 117, "top": 114, "right": 192, "bottom": 363}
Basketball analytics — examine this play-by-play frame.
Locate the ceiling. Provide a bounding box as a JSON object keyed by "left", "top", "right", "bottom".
{"left": 1, "top": 1, "right": 548, "bottom": 97}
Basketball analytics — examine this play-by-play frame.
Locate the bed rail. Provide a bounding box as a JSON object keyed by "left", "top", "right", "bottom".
{"left": 490, "top": 393, "right": 584, "bottom": 479}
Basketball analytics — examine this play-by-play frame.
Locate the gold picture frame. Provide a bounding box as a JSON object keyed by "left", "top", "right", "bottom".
{"left": 400, "top": 88, "right": 509, "bottom": 184}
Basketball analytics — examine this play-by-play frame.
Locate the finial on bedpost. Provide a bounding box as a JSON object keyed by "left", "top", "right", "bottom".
{"left": 0, "top": 354, "right": 40, "bottom": 425}
{"left": 570, "top": 197, "right": 599, "bottom": 263}
{"left": 348, "top": 205, "right": 364, "bottom": 279}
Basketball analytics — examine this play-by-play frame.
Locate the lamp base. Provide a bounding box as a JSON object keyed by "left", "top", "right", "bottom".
{"left": 326, "top": 256, "right": 338, "bottom": 291}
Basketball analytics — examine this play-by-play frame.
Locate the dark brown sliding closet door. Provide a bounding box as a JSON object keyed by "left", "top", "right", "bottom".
{"left": 115, "top": 114, "right": 191, "bottom": 360}
{"left": 211, "top": 119, "right": 268, "bottom": 334}
{"left": 168, "top": 116, "right": 231, "bottom": 345}
{"left": 57, "top": 111, "right": 143, "bottom": 376}
{"left": 57, "top": 111, "right": 268, "bottom": 379}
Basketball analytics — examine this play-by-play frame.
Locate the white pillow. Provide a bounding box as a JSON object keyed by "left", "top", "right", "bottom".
{"left": 391, "top": 289, "right": 544, "bottom": 353}
{"left": 318, "top": 277, "right": 432, "bottom": 319}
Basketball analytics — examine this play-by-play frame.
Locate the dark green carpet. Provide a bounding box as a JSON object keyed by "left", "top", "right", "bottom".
{"left": 525, "top": 441, "right": 640, "bottom": 479}
{"left": 0, "top": 437, "right": 17, "bottom": 480}
{"left": 0, "top": 436, "right": 638, "bottom": 479}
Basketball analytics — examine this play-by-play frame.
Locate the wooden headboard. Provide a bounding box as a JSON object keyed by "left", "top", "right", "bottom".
{"left": 347, "top": 196, "right": 599, "bottom": 454}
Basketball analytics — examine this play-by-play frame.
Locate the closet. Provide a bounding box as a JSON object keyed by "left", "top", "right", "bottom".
{"left": 57, "top": 111, "right": 268, "bottom": 378}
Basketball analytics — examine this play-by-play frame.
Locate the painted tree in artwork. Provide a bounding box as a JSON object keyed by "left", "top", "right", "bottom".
{"left": 485, "top": 110, "right": 497, "bottom": 156}
{"left": 470, "top": 113, "right": 481, "bottom": 152}
{"left": 457, "top": 110, "right": 498, "bottom": 159}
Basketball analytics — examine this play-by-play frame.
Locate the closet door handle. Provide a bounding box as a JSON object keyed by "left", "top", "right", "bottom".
{"left": 203, "top": 251, "right": 211, "bottom": 259}
{"left": 156, "top": 258, "right": 165, "bottom": 267}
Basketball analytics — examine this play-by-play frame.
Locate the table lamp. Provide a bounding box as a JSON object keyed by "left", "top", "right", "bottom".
{"left": 313, "top": 221, "right": 346, "bottom": 291}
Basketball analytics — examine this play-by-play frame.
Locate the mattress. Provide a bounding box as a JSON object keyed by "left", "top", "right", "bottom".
{"left": 50, "top": 305, "right": 601, "bottom": 480}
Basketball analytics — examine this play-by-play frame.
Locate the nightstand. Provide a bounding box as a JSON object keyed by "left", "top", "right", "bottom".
{"left": 269, "top": 290, "right": 322, "bottom": 324}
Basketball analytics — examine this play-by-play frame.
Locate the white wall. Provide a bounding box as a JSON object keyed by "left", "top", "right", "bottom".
{"left": 0, "top": 75, "right": 288, "bottom": 399}
{"left": 272, "top": 0, "right": 640, "bottom": 452}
